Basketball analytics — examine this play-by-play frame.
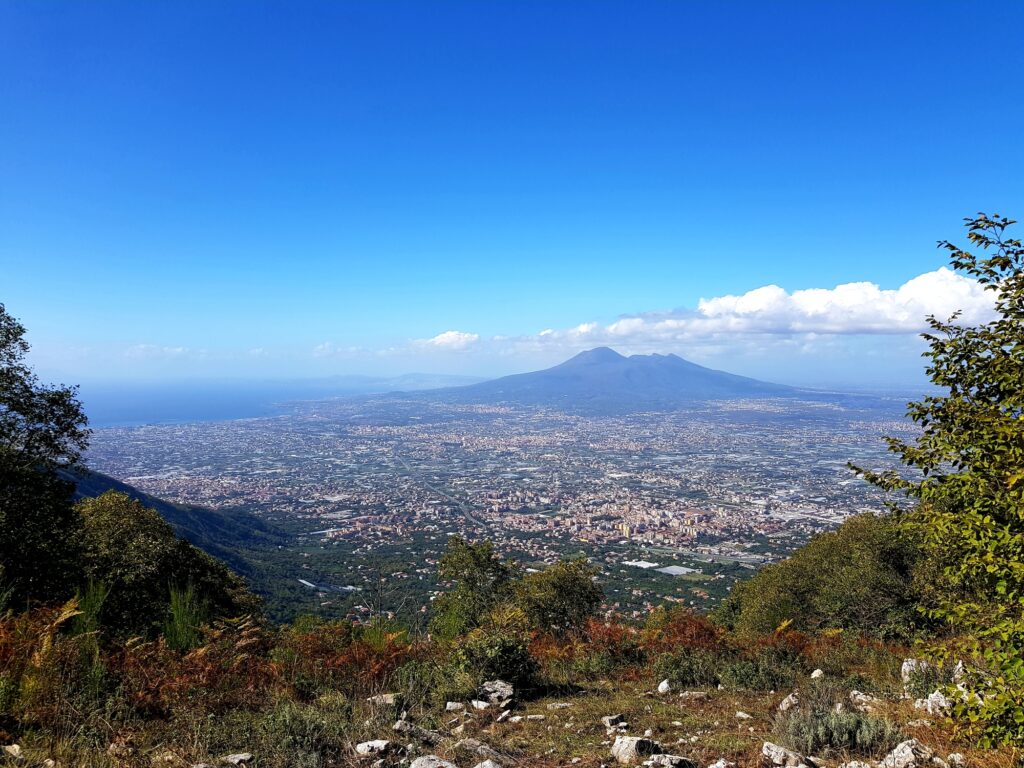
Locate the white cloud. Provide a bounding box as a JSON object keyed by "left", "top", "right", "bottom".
{"left": 694, "top": 267, "right": 993, "bottom": 334}
{"left": 416, "top": 330, "right": 480, "bottom": 350}
{"left": 124, "top": 344, "right": 190, "bottom": 359}
{"left": 513, "top": 268, "right": 995, "bottom": 352}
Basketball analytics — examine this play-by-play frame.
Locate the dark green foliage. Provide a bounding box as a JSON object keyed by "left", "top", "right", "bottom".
{"left": 653, "top": 648, "right": 722, "bottom": 687}
{"left": 514, "top": 558, "right": 603, "bottom": 636}
{"left": 164, "top": 584, "right": 208, "bottom": 652}
{"left": 856, "top": 214, "right": 1024, "bottom": 744}
{"left": 429, "top": 537, "right": 516, "bottom": 640}
{"left": 773, "top": 679, "right": 903, "bottom": 755}
{"left": 453, "top": 606, "right": 537, "bottom": 688}
{"left": 720, "top": 642, "right": 805, "bottom": 691}
{"left": 77, "top": 491, "right": 259, "bottom": 637}
{"left": 717, "top": 513, "right": 926, "bottom": 640}
{"left": 0, "top": 304, "right": 89, "bottom": 606}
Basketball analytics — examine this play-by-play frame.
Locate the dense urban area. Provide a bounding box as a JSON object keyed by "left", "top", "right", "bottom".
{"left": 87, "top": 392, "right": 913, "bottom": 622}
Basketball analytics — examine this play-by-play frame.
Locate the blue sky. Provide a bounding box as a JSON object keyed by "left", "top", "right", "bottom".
{"left": 2, "top": 1, "right": 1022, "bottom": 387}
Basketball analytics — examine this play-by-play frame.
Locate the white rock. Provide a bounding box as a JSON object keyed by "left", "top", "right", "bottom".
{"left": 880, "top": 739, "right": 935, "bottom": 768}
{"left": 810, "top": 668, "right": 825, "bottom": 679}
{"left": 446, "top": 701, "right": 465, "bottom": 712}
{"left": 707, "top": 761, "right": 736, "bottom": 768}
{"left": 496, "top": 710, "right": 511, "bottom": 723}
{"left": 677, "top": 691, "right": 709, "bottom": 701}
{"left": 838, "top": 762, "right": 872, "bottom": 768}
{"left": 526, "top": 714, "right": 545, "bottom": 721}
{"left": 946, "top": 754, "right": 965, "bottom": 768}
{"left": 478, "top": 680, "right": 515, "bottom": 706}
{"left": 611, "top": 736, "right": 663, "bottom": 765}
{"left": 849, "top": 690, "right": 881, "bottom": 712}
{"left": 356, "top": 741, "right": 395, "bottom": 757}
{"left": 778, "top": 692, "right": 799, "bottom": 712}
{"left": 901, "top": 659, "right": 930, "bottom": 686}
{"left": 223, "top": 755, "right": 253, "bottom": 766}
{"left": 735, "top": 711, "right": 752, "bottom": 720}
{"left": 471, "top": 699, "right": 491, "bottom": 710}
{"left": 547, "top": 702, "right": 571, "bottom": 710}
{"left": 473, "top": 761, "right": 502, "bottom": 768}
{"left": 914, "top": 690, "right": 951, "bottom": 715}
{"left": 657, "top": 679, "right": 672, "bottom": 694}
{"left": 602, "top": 714, "right": 627, "bottom": 727}
{"left": 761, "top": 742, "right": 806, "bottom": 768}
{"left": 3, "top": 746, "right": 23, "bottom": 761}
{"left": 367, "top": 693, "right": 398, "bottom": 706}
{"left": 410, "top": 758, "right": 458, "bottom": 768}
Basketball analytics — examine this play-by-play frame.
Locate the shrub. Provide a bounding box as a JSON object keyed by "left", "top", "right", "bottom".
{"left": 718, "top": 514, "right": 927, "bottom": 641}
{"left": 773, "top": 679, "right": 903, "bottom": 755}
{"left": 720, "top": 634, "right": 808, "bottom": 691}
{"left": 453, "top": 605, "right": 537, "bottom": 687}
{"left": 654, "top": 648, "right": 723, "bottom": 688}
{"left": 514, "top": 558, "right": 603, "bottom": 636}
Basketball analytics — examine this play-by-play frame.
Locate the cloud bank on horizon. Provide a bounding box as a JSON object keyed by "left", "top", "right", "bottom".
{"left": 51, "top": 267, "right": 995, "bottom": 387}
{"left": 410, "top": 267, "right": 994, "bottom": 357}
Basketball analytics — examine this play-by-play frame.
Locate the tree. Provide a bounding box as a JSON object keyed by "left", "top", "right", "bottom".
{"left": 857, "top": 214, "right": 1024, "bottom": 745}
{"left": 429, "top": 537, "right": 515, "bottom": 640}
{"left": 716, "top": 513, "right": 926, "bottom": 640}
{"left": 514, "top": 558, "right": 603, "bottom": 636}
{"left": 77, "top": 491, "right": 259, "bottom": 637}
{"left": 0, "top": 304, "right": 90, "bottom": 605}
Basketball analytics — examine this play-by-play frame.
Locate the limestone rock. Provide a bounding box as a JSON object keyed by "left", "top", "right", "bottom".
{"left": 446, "top": 702, "right": 465, "bottom": 712}
{"left": 3, "top": 745, "right": 23, "bottom": 761}
{"left": 880, "top": 740, "right": 935, "bottom": 768}
{"left": 602, "top": 714, "right": 627, "bottom": 728}
{"left": 223, "top": 755, "right": 253, "bottom": 766}
{"left": 657, "top": 679, "right": 672, "bottom": 694}
{"left": 761, "top": 742, "right": 806, "bottom": 768}
{"left": 611, "top": 736, "right": 663, "bottom": 765}
{"left": 778, "top": 692, "right": 799, "bottom": 712}
{"left": 368, "top": 693, "right": 398, "bottom": 706}
{"left": 356, "top": 741, "right": 398, "bottom": 757}
{"left": 849, "top": 690, "right": 881, "bottom": 713}
{"left": 394, "top": 720, "right": 443, "bottom": 745}
{"left": 901, "top": 659, "right": 930, "bottom": 687}
{"left": 810, "top": 669, "right": 824, "bottom": 679}
{"left": 454, "top": 739, "right": 502, "bottom": 760}
{"left": 410, "top": 757, "right": 458, "bottom": 768}
{"left": 477, "top": 680, "right": 514, "bottom": 707}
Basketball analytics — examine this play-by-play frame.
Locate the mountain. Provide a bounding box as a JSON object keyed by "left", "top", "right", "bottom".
{"left": 433, "top": 347, "right": 797, "bottom": 412}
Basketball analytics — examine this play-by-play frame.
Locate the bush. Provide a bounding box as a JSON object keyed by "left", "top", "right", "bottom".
{"left": 773, "top": 679, "right": 903, "bottom": 755}
{"left": 653, "top": 647, "right": 722, "bottom": 688}
{"left": 514, "top": 558, "right": 603, "bottom": 636}
{"left": 718, "top": 514, "right": 927, "bottom": 641}
{"left": 453, "top": 605, "right": 537, "bottom": 687}
{"left": 720, "top": 634, "right": 808, "bottom": 691}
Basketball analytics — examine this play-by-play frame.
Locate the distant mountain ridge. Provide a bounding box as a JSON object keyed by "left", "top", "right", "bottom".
{"left": 432, "top": 347, "right": 797, "bottom": 412}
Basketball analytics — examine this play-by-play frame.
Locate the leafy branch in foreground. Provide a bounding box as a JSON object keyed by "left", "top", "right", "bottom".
{"left": 855, "top": 213, "right": 1024, "bottom": 745}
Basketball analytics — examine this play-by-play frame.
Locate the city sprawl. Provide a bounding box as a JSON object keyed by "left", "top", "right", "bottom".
{"left": 87, "top": 393, "right": 915, "bottom": 621}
